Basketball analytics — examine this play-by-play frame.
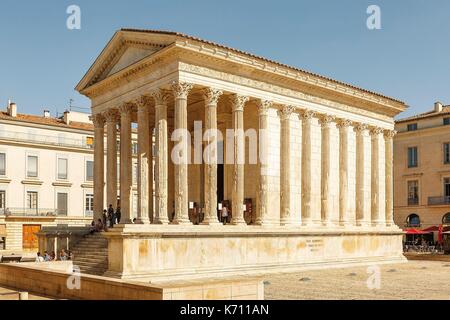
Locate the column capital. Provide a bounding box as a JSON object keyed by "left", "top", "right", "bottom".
{"left": 369, "top": 126, "right": 384, "bottom": 136}
{"left": 278, "top": 105, "right": 295, "bottom": 120}
{"left": 300, "top": 109, "right": 316, "bottom": 120}
{"left": 103, "top": 109, "right": 120, "bottom": 124}
{"left": 257, "top": 100, "right": 273, "bottom": 116}
{"left": 203, "top": 88, "right": 223, "bottom": 105}
{"left": 336, "top": 119, "right": 353, "bottom": 129}
{"left": 353, "top": 122, "right": 369, "bottom": 133}
{"left": 135, "top": 96, "right": 151, "bottom": 111}
{"left": 151, "top": 89, "right": 170, "bottom": 106}
{"left": 319, "top": 114, "right": 336, "bottom": 127}
{"left": 119, "top": 102, "right": 134, "bottom": 116}
{"left": 384, "top": 129, "right": 397, "bottom": 139}
{"left": 230, "top": 94, "right": 249, "bottom": 112}
{"left": 91, "top": 113, "right": 105, "bottom": 128}
{"left": 171, "top": 81, "right": 193, "bottom": 99}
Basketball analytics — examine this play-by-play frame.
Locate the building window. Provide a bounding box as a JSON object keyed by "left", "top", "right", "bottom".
{"left": 443, "top": 213, "right": 450, "bottom": 224}
{"left": 444, "top": 118, "right": 450, "bottom": 126}
{"left": 57, "top": 192, "right": 68, "bottom": 216}
{"left": 132, "top": 142, "right": 138, "bottom": 155}
{"left": 86, "top": 160, "right": 94, "bottom": 182}
{"left": 85, "top": 194, "right": 94, "bottom": 216}
{"left": 407, "top": 123, "right": 418, "bottom": 131}
{"left": 26, "top": 191, "right": 38, "bottom": 214}
{"left": 27, "top": 155, "right": 38, "bottom": 178}
{"left": 57, "top": 158, "right": 68, "bottom": 180}
{"left": 444, "top": 178, "right": 450, "bottom": 198}
{"left": 132, "top": 163, "right": 138, "bottom": 185}
{"left": 407, "top": 180, "right": 419, "bottom": 205}
{"left": 0, "top": 153, "right": 5, "bottom": 176}
{"left": 407, "top": 147, "right": 418, "bottom": 168}
{"left": 444, "top": 143, "right": 450, "bottom": 164}
{"left": 86, "top": 136, "right": 94, "bottom": 148}
{"left": 0, "top": 191, "right": 5, "bottom": 210}
{"left": 406, "top": 214, "right": 420, "bottom": 227}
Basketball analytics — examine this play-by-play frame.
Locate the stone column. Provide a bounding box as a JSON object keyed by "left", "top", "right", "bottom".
{"left": 119, "top": 103, "right": 133, "bottom": 224}
{"left": 135, "top": 97, "right": 151, "bottom": 224}
{"left": 152, "top": 90, "right": 170, "bottom": 224}
{"left": 167, "top": 126, "right": 175, "bottom": 221}
{"left": 104, "top": 110, "right": 119, "bottom": 210}
{"left": 171, "top": 82, "right": 193, "bottom": 225}
{"left": 148, "top": 126, "right": 154, "bottom": 223}
{"left": 202, "top": 88, "right": 223, "bottom": 225}
{"left": 384, "top": 130, "right": 396, "bottom": 227}
{"left": 92, "top": 114, "right": 105, "bottom": 222}
{"left": 279, "top": 105, "right": 296, "bottom": 225}
{"left": 370, "top": 127, "right": 385, "bottom": 227}
{"left": 337, "top": 119, "right": 352, "bottom": 226}
{"left": 255, "top": 100, "right": 272, "bottom": 226}
{"left": 230, "top": 94, "right": 249, "bottom": 225}
{"left": 355, "top": 123, "right": 370, "bottom": 226}
{"left": 300, "top": 110, "right": 315, "bottom": 226}
{"left": 320, "top": 115, "right": 335, "bottom": 226}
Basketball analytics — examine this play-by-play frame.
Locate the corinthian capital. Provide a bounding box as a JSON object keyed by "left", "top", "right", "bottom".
{"left": 336, "top": 119, "right": 353, "bottom": 129}
{"left": 369, "top": 126, "right": 384, "bottom": 136}
{"left": 103, "top": 109, "right": 120, "bottom": 123}
{"left": 91, "top": 113, "right": 105, "bottom": 128}
{"left": 203, "top": 88, "right": 223, "bottom": 105}
{"left": 258, "top": 100, "right": 274, "bottom": 116}
{"left": 171, "top": 81, "right": 193, "bottom": 99}
{"left": 353, "top": 123, "right": 369, "bottom": 133}
{"left": 134, "top": 96, "right": 151, "bottom": 112}
{"left": 278, "top": 105, "right": 295, "bottom": 120}
{"left": 300, "top": 109, "right": 316, "bottom": 120}
{"left": 230, "top": 94, "right": 249, "bottom": 112}
{"left": 319, "top": 114, "right": 336, "bottom": 127}
{"left": 150, "top": 89, "right": 170, "bottom": 106}
{"left": 119, "top": 102, "right": 134, "bottom": 116}
{"left": 384, "top": 129, "right": 397, "bottom": 139}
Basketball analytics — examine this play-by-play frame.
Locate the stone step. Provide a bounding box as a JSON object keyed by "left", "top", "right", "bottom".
{"left": 72, "top": 244, "right": 108, "bottom": 249}
{"left": 74, "top": 261, "right": 108, "bottom": 269}
{"left": 71, "top": 252, "right": 108, "bottom": 257}
{"left": 73, "top": 257, "right": 108, "bottom": 264}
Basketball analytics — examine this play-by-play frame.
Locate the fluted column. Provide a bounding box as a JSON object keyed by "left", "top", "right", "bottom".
{"left": 279, "top": 105, "right": 297, "bottom": 225}
{"left": 167, "top": 126, "right": 175, "bottom": 222}
{"left": 148, "top": 126, "right": 154, "bottom": 223}
{"left": 337, "top": 119, "right": 352, "bottom": 226}
{"left": 92, "top": 114, "right": 105, "bottom": 222}
{"left": 171, "top": 82, "right": 193, "bottom": 225}
{"left": 320, "top": 115, "right": 335, "bottom": 226}
{"left": 370, "top": 127, "right": 385, "bottom": 227}
{"left": 230, "top": 94, "right": 249, "bottom": 225}
{"left": 384, "top": 130, "right": 396, "bottom": 227}
{"left": 300, "top": 110, "right": 315, "bottom": 225}
{"left": 255, "top": 100, "right": 272, "bottom": 225}
{"left": 104, "top": 110, "right": 119, "bottom": 211}
{"left": 152, "top": 90, "right": 170, "bottom": 224}
{"left": 135, "top": 97, "right": 151, "bottom": 224}
{"left": 119, "top": 103, "right": 133, "bottom": 224}
{"left": 355, "top": 123, "right": 370, "bottom": 226}
{"left": 202, "top": 88, "right": 223, "bottom": 225}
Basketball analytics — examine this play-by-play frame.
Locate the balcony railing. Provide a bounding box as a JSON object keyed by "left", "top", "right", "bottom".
{"left": 408, "top": 198, "right": 419, "bottom": 206}
{"left": 0, "top": 130, "right": 93, "bottom": 150}
{"left": 428, "top": 196, "right": 450, "bottom": 206}
{"left": 0, "top": 208, "right": 58, "bottom": 217}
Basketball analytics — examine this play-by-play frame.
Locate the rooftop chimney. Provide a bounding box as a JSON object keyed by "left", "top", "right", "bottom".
{"left": 7, "top": 101, "right": 17, "bottom": 117}
{"left": 43, "top": 110, "right": 51, "bottom": 118}
{"left": 435, "top": 101, "right": 443, "bottom": 113}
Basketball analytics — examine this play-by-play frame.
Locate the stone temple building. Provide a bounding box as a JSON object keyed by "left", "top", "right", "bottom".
{"left": 75, "top": 29, "right": 407, "bottom": 280}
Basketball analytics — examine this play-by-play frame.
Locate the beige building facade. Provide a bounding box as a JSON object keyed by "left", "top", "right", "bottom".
{"left": 394, "top": 102, "right": 450, "bottom": 231}
{"left": 75, "top": 29, "right": 407, "bottom": 280}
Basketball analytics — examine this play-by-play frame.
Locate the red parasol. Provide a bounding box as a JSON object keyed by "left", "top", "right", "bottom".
{"left": 404, "top": 228, "right": 430, "bottom": 235}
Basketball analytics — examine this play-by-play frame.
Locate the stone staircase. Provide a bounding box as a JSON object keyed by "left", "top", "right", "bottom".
{"left": 71, "top": 233, "right": 108, "bottom": 276}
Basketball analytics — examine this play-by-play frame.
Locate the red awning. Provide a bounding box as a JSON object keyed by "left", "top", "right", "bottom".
{"left": 422, "top": 226, "right": 440, "bottom": 232}
{"left": 405, "top": 228, "right": 431, "bottom": 235}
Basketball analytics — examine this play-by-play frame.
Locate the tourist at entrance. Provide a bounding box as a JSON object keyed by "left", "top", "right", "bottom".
{"left": 60, "top": 249, "right": 68, "bottom": 261}
{"left": 95, "top": 219, "right": 104, "bottom": 232}
{"left": 115, "top": 206, "right": 121, "bottom": 224}
{"left": 221, "top": 205, "right": 228, "bottom": 225}
{"left": 43, "top": 251, "right": 51, "bottom": 262}
{"left": 35, "top": 252, "right": 44, "bottom": 263}
{"left": 108, "top": 204, "right": 115, "bottom": 227}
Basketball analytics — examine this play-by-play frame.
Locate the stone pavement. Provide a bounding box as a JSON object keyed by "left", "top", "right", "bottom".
{"left": 264, "top": 260, "right": 450, "bottom": 300}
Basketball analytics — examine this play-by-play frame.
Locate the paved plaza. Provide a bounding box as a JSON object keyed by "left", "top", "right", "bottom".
{"left": 265, "top": 260, "right": 450, "bottom": 300}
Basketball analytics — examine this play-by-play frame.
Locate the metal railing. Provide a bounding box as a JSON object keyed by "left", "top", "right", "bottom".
{"left": 428, "top": 196, "right": 450, "bottom": 206}
{"left": 408, "top": 198, "right": 419, "bottom": 206}
{"left": 0, "top": 130, "right": 93, "bottom": 149}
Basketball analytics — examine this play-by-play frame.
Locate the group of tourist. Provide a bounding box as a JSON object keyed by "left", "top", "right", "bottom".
{"left": 35, "top": 249, "right": 71, "bottom": 263}
{"left": 90, "top": 204, "right": 121, "bottom": 233}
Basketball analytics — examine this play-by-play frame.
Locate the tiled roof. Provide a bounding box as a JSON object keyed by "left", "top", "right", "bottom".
{"left": 120, "top": 28, "right": 405, "bottom": 105}
{"left": 0, "top": 112, "right": 94, "bottom": 131}
{"left": 396, "top": 106, "right": 450, "bottom": 123}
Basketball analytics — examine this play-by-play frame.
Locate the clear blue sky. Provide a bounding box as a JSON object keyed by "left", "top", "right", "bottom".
{"left": 0, "top": 0, "right": 449, "bottom": 118}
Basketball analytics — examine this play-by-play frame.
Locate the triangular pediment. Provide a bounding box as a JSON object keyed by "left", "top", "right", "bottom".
{"left": 76, "top": 30, "right": 180, "bottom": 92}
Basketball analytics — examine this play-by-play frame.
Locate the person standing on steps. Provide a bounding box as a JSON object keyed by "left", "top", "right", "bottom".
{"left": 107, "top": 204, "right": 115, "bottom": 227}
{"left": 115, "top": 206, "right": 121, "bottom": 224}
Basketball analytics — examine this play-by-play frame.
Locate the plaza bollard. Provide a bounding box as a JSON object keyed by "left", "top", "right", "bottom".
{"left": 18, "top": 292, "right": 29, "bottom": 300}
